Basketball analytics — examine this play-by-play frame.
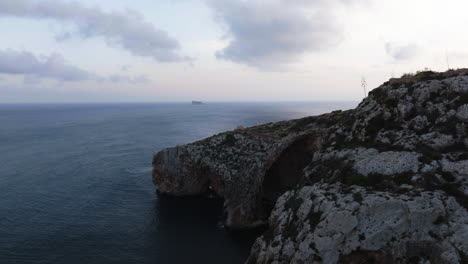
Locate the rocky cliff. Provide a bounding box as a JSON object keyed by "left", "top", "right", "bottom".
{"left": 152, "top": 69, "right": 468, "bottom": 263}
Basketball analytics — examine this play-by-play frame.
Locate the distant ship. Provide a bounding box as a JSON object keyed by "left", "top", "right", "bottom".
{"left": 192, "top": 101, "right": 203, "bottom": 105}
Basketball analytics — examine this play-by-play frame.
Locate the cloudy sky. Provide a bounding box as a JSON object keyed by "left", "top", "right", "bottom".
{"left": 1, "top": 0, "right": 467, "bottom": 102}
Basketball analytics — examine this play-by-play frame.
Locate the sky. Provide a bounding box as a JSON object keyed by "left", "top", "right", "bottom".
{"left": 1, "top": 0, "right": 468, "bottom": 103}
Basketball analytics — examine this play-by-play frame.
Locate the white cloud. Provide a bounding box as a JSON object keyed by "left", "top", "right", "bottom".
{"left": 206, "top": 0, "right": 362, "bottom": 69}
{"left": 0, "top": 0, "right": 189, "bottom": 62}
{"left": 0, "top": 49, "right": 92, "bottom": 81}
{"left": 385, "top": 42, "right": 420, "bottom": 61}
{"left": 0, "top": 49, "right": 151, "bottom": 84}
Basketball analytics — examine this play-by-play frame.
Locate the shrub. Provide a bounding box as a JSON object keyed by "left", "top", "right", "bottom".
{"left": 222, "top": 134, "right": 236, "bottom": 146}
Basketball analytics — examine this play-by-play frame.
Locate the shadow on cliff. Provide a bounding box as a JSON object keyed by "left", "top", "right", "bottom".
{"left": 262, "top": 135, "right": 320, "bottom": 213}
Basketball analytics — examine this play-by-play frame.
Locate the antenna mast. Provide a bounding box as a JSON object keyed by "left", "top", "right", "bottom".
{"left": 446, "top": 50, "right": 451, "bottom": 70}
{"left": 361, "top": 77, "right": 368, "bottom": 98}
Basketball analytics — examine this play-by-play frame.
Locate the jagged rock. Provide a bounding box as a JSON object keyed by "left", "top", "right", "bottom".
{"left": 445, "top": 76, "right": 468, "bottom": 93}
{"left": 420, "top": 132, "right": 456, "bottom": 150}
{"left": 409, "top": 115, "right": 429, "bottom": 131}
{"left": 457, "top": 104, "right": 468, "bottom": 121}
{"left": 247, "top": 183, "right": 468, "bottom": 264}
{"left": 153, "top": 120, "right": 329, "bottom": 229}
{"left": 352, "top": 150, "right": 420, "bottom": 176}
{"left": 152, "top": 69, "right": 468, "bottom": 262}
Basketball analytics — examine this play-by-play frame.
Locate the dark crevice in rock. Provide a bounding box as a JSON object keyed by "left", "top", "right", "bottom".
{"left": 339, "top": 250, "right": 394, "bottom": 264}
{"left": 261, "top": 135, "right": 318, "bottom": 212}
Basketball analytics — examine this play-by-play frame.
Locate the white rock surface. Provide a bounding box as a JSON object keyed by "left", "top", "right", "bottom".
{"left": 248, "top": 184, "right": 468, "bottom": 264}
{"left": 457, "top": 104, "right": 468, "bottom": 121}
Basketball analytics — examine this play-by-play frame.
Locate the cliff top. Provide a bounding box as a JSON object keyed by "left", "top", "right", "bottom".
{"left": 152, "top": 69, "right": 468, "bottom": 263}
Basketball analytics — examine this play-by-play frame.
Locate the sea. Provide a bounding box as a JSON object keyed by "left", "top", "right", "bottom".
{"left": 0, "top": 102, "right": 356, "bottom": 264}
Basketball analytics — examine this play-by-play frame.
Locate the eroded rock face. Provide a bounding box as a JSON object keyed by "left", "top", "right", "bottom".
{"left": 247, "top": 184, "right": 468, "bottom": 264}
{"left": 153, "top": 120, "right": 329, "bottom": 228}
{"left": 152, "top": 69, "right": 468, "bottom": 261}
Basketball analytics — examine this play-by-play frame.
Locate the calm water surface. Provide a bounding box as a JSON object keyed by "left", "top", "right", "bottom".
{"left": 0, "top": 102, "right": 356, "bottom": 264}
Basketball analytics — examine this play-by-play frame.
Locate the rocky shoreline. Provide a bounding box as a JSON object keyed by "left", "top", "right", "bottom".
{"left": 153, "top": 69, "right": 468, "bottom": 263}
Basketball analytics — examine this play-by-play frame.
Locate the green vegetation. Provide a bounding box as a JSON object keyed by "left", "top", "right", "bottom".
{"left": 453, "top": 93, "right": 468, "bottom": 109}
{"left": 309, "top": 241, "right": 317, "bottom": 250}
{"left": 368, "top": 86, "right": 386, "bottom": 101}
{"left": 308, "top": 210, "right": 322, "bottom": 231}
{"left": 345, "top": 173, "right": 384, "bottom": 187}
{"left": 221, "top": 133, "right": 236, "bottom": 146}
{"left": 440, "top": 171, "right": 456, "bottom": 182}
{"left": 285, "top": 195, "right": 303, "bottom": 212}
{"left": 291, "top": 116, "right": 316, "bottom": 132}
{"left": 344, "top": 171, "right": 414, "bottom": 191}
{"left": 433, "top": 215, "right": 445, "bottom": 225}
{"left": 353, "top": 192, "right": 363, "bottom": 204}
{"left": 365, "top": 114, "right": 400, "bottom": 138}
{"left": 459, "top": 250, "right": 468, "bottom": 264}
{"left": 384, "top": 97, "right": 399, "bottom": 108}
{"left": 401, "top": 73, "right": 415, "bottom": 78}
{"left": 391, "top": 69, "right": 468, "bottom": 87}
{"left": 433, "top": 115, "right": 458, "bottom": 135}
{"left": 417, "top": 146, "right": 443, "bottom": 163}
{"left": 421, "top": 169, "right": 467, "bottom": 210}
{"left": 358, "top": 233, "right": 366, "bottom": 241}
{"left": 392, "top": 172, "right": 413, "bottom": 185}
{"left": 439, "top": 184, "right": 468, "bottom": 210}
{"left": 283, "top": 218, "right": 300, "bottom": 241}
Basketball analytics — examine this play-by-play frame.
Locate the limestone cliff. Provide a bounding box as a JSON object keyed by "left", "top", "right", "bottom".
{"left": 153, "top": 69, "right": 468, "bottom": 263}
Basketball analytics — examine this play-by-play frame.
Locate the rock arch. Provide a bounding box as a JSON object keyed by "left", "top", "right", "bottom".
{"left": 262, "top": 135, "right": 320, "bottom": 212}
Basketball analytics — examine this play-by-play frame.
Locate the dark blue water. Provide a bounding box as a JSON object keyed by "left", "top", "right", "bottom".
{"left": 0, "top": 102, "right": 356, "bottom": 264}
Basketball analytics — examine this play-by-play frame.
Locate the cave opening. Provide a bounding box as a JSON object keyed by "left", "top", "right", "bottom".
{"left": 262, "top": 135, "right": 318, "bottom": 212}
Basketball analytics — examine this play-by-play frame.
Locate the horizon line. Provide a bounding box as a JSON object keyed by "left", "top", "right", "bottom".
{"left": 0, "top": 100, "right": 361, "bottom": 105}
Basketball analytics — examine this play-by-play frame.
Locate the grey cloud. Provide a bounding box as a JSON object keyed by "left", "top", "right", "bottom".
{"left": 385, "top": 42, "right": 420, "bottom": 61}
{"left": 0, "top": 49, "right": 151, "bottom": 84}
{"left": 206, "top": 0, "right": 355, "bottom": 69}
{"left": 0, "top": 49, "right": 93, "bottom": 81}
{"left": 107, "top": 74, "right": 150, "bottom": 84}
{"left": 0, "top": 0, "right": 189, "bottom": 62}
{"left": 121, "top": 65, "right": 132, "bottom": 72}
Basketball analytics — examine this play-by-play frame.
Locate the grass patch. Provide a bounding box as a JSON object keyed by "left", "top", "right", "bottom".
{"left": 221, "top": 134, "right": 236, "bottom": 146}
{"left": 392, "top": 172, "right": 413, "bottom": 185}
{"left": 345, "top": 173, "right": 385, "bottom": 187}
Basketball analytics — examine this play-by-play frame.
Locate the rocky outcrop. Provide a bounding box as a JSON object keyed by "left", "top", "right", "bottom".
{"left": 153, "top": 118, "right": 330, "bottom": 228}
{"left": 247, "top": 184, "right": 467, "bottom": 264}
{"left": 152, "top": 69, "right": 468, "bottom": 262}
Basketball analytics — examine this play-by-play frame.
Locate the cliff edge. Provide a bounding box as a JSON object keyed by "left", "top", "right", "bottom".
{"left": 153, "top": 69, "right": 468, "bottom": 263}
